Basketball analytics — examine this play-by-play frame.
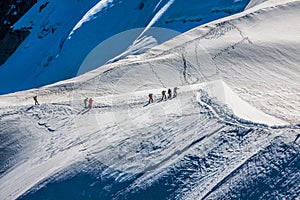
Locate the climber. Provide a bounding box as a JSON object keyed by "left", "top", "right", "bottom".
{"left": 84, "top": 98, "right": 88, "bottom": 108}
{"left": 33, "top": 95, "right": 39, "bottom": 105}
{"left": 148, "top": 93, "right": 154, "bottom": 104}
{"left": 161, "top": 90, "right": 167, "bottom": 101}
{"left": 168, "top": 88, "right": 172, "bottom": 99}
{"left": 88, "top": 98, "right": 94, "bottom": 109}
{"left": 173, "top": 87, "right": 178, "bottom": 98}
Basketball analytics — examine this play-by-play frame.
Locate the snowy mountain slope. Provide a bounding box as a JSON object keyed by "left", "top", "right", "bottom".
{"left": 57, "top": 0, "right": 298, "bottom": 123}
{"left": 0, "top": 0, "right": 250, "bottom": 95}
{"left": 0, "top": 81, "right": 298, "bottom": 199}
{"left": 0, "top": 0, "right": 300, "bottom": 199}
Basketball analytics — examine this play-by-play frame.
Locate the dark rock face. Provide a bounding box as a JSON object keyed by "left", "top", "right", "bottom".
{"left": 0, "top": 0, "right": 37, "bottom": 65}
{"left": 0, "top": 29, "right": 30, "bottom": 65}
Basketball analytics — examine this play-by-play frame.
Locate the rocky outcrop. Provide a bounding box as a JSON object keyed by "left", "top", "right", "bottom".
{"left": 0, "top": 0, "right": 37, "bottom": 39}
{"left": 0, "top": 0, "right": 37, "bottom": 66}
{"left": 0, "top": 29, "right": 30, "bottom": 65}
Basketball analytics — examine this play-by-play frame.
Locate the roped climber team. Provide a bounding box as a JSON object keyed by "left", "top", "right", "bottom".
{"left": 33, "top": 88, "right": 178, "bottom": 108}
{"left": 84, "top": 97, "right": 94, "bottom": 109}
{"left": 148, "top": 87, "right": 179, "bottom": 104}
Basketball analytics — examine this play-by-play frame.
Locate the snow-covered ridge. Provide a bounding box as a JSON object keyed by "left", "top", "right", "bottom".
{"left": 1, "top": 0, "right": 299, "bottom": 123}
{"left": 0, "top": 0, "right": 250, "bottom": 94}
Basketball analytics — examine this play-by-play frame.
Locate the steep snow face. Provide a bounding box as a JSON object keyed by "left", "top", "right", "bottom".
{"left": 0, "top": 0, "right": 250, "bottom": 94}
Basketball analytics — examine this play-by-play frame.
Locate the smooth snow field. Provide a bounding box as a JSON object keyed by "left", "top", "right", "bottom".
{"left": 0, "top": 0, "right": 300, "bottom": 199}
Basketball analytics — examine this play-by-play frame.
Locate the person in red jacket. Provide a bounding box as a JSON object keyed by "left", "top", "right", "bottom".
{"left": 88, "top": 98, "right": 94, "bottom": 109}
{"left": 148, "top": 93, "right": 154, "bottom": 104}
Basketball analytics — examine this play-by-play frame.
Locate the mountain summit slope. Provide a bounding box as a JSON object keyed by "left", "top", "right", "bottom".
{"left": 35, "top": 0, "right": 298, "bottom": 123}
{"left": 0, "top": 0, "right": 250, "bottom": 94}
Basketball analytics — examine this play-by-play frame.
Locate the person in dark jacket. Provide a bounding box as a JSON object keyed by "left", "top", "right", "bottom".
{"left": 84, "top": 98, "right": 88, "bottom": 108}
{"left": 173, "top": 87, "right": 178, "bottom": 98}
{"left": 168, "top": 88, "right": 172, "bottom": 99}
{"left": 33, "top": 95, "right": 39, "bottom": 105}
{"left": 88, "top": 98, "right": 94, "bottom": 109}
{"left": 161, "top": 90, "right": 167, "bottom": 101}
